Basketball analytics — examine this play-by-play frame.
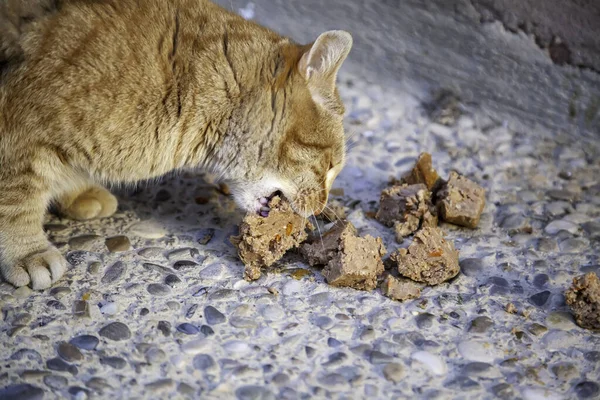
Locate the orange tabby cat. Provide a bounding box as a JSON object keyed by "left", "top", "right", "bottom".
{"left": 0, "top": 0, "right": 352, "bottom": 289}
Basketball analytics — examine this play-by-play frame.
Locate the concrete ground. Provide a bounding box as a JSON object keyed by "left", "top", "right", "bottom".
{"left": 1, "top": 1, "right": 599, "bottom": 399}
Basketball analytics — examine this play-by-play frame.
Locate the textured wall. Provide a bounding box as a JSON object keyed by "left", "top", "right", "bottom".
{"left": 215, "top": 0, "right": 600, "bottom": 139}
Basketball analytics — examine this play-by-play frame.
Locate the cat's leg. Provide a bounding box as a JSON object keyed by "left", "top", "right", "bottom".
{"left": 55, "top": 185, "right": 118, "bottom": 220}
{"left": 0, "top": 169, "right": 67, "bottom": 290}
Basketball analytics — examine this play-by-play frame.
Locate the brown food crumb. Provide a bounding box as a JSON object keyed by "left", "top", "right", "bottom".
{"left": 302, "top": 220, "right": 386, "bottom": 291}
{"left": 195, "top": 196, "right": 210, "bottom": 204}
{"left": 302, "top": 221, "right": 357, "bottom": 267}
{"left": 381, "top": 275, "right": 421, "bottom": 301}
{"left": 402, "top": 152, "right": 442, "bottom": 191}
{"left": 436, "top": 171, "right": 486, "bottom": 228}
{"left": 505, "top": 302, "right": 517, "bottom": 314}
{"left": 375, "top": 183, "right": 438, "bottom": 242}
{"left": 323, "top": 233, "right": 386, "bottom": 291}
{"left": 231, "top": 196, "right": 312, "bottom": 281}
{"left": 565, "top": 272, "right": 600, "bottom": 331}
{"left": 389, "top": 227, "right": 459, "bottom": 285}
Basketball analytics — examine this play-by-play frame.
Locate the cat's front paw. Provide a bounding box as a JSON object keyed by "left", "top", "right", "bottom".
{"left": 1, "top": 247, "right": 67, "bottom": 290}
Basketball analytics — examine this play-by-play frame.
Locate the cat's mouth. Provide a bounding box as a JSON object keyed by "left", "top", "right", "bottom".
{"left": 256, "top": 190, "right": 283, "bottom": 217}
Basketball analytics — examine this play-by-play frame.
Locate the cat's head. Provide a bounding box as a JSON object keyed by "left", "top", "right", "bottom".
{"left": 227, "top": 30, "right": 352, "bottom": 218}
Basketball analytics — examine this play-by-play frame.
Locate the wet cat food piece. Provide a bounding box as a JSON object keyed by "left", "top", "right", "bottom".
{"left": 381, "top": 274, "right": 422, "bottom": 301}
{"left": 302, "top": 220, "right": 386, "bottom": 291}
{"left": 376, "top": 184, "right": 438, "bottom": 241}
{"left": 402, "top": 152, "right": 442, "bottom": 191}
{"left": 232, "top": 196, "right": 312, "bottom": 281}
{"left": 302, "top": 221, "right": 357, "bottom": 267}
{"left": 436, "top": 171, "right": 486, "bottom": 228}
{"left": 323, "top": 233, "right": 386, "bottom": 291}
{"left": 565, "top": 272, "right": 600, "bottom": 331}
{"left": 390, "top": 227, "right": 459, "bottom": 285}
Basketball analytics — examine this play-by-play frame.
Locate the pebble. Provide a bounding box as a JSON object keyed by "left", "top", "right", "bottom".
{"left": 545, "top": 220, "right": 578, "bottom": 235}
{"left": 105, "top": 236, "right": 132, "bottom": 252}
{"left": 86, "top": 377, "right": 112, "bottom": 392}
{"left": 224, "top": 341, "right": 251, "bottom": 355}
{"left": 204, "top": 306, "right": 226, "bottom": 324}
{"left": 200, "top": 325, "right": 215, "bottom": 336}
{"left": 44, "top": 375, "right": 68, "bottom": 390}
{"left": 582, "top": 221, "right": 600, "bottom": 238}
{"left": 314, "top": 316, "right": 334, "bottom": 329}
{"left": 138, "top": 247, "right": 166, "bottom": 259}
{"left": 0, "top": 384, "right": 45, "bottom": 400}
{"left": 193, "top": 354, "right": 216, "bottom": 370}
{"left": 100, "top": 302, "right": 118, "bottom": 315}
{"left": 57, "top": 342, "right": 84, "bottom": 362}
{"left": 559, "top": 238, "right": 587, "bottom": 253}
{"left": 468, "top": 316, "right": 493, "bottom": 333}
{"left": 459, "top": 258, "right": 484, "bottom": 277}
{"left": 129, "top": 221, "right": 167, "bottom": 239}
{"left": 529, "top": 291, "right": 551, "bottom": 307}
{"left": 11, "top": 349, "right": 42, "bottom": 363}
{"left": 551, "top": 363, "right": 578, "bottom": 381}
{"left": 457, "top": 341, "right": 500, "bottom": 363}
{"left": 173, "top": 260, "right": 199, "bottom": 271}
{"left": 415, "top": 313, "right": 435, "bottom": 329}
{"left": 382, "top": 362, "right": 404, "bottom": 383}
{"left": 147, "top": 283, "right": 172, "bottom": 296}
{"left": 69, "top": 235, "right": 102, "bottom": 251}
{"left": 101, "top": 262, "right": 127, "bottom": 284}
{"left": 181, "top": 339, "right": 211, "bottom": 355}
{"left": 69, "top": 335, "right": 99, "bottom": 350}
{"left": 574, "top": 381, "right": 599, "bottom": 399}
{"left": 235, "top": 385, "right": 275, "bottom": 400}
{"left": 165, "top": 274, "right": 182, "bottom": 287}
{"left": 411, "top": 351, "right": 447, "bottom": 376}
{"left": 522, "top": 387, "right": 562, "bottom": 400}
{"left": 491, "top": 383, "right": 515, "bottom": 399}
{"left": 145, "top": 347, "right": 166, "bottom": 363}
{"left": 46, "top": 357, "right": 78, "bottom": 375}
{"left": 230, "top": 316, "right": 258, "bottom": 329}
{"left": 176, "top": 323, "right": 200, "bottom": 335}
{"left": 542, "top": 330, "right": 577, "bottom": 351}
{"left": 99, "top": 356, "right": 127, "bottom": 369}
{"left": 98, "top": 322, "right": 131, "bottom": 341}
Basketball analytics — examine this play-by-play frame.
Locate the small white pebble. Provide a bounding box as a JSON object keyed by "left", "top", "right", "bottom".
{"left": 100, "top": 302, "right": 118, "bottom": 315}
{"left": 411, "top": 351, "right": 447, "bottom": 376}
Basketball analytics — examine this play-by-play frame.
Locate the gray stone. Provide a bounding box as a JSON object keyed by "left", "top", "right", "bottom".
{"left": 46, "top": 300, "right": 66, "bottom": 310}
{"left": 69, "top": 235, "right": 102, "bottom": 251}
{"left": 574, "top": 381, "right": 599, "bottom": 399}
{"left": 0, "top": 384, "right": 45, "bottom": 400}
{"left": 200, "top": 325, "right": 215, "bottom": 336}
{"left": 50, "top": 286, "right": 72, "bottom": 299}
{"left": 69, "top": 335, "right": 99, "bottom": 350}
{"left": 322, "top": 352, "right": 347, "bottom": 367}
{"left": 491, "top": 383, "right": 514, "bottom": 399}
{"left": 98, "top": 322, "right": 131, "bottom": 341}
{"left": 147, "top": 283, "right": 172, "bottom": 296}
{"left": 86, "top": 377, "right": 112, "bottom": 392}
{"left": 382, "top": 363, "right": 404, "bottom": 383}
{"left": 99, "top": 356, "right": 127, "bottom": 369}
{"left": 193, "top": 354, "right": 216, "bottom": 370}
{"left": 445, "top": 376, "right": 480, "bottom": 391}
{"left": 44, "top": 374, "right": 68, "bottom": 390}
{"left": 536, "top": 238, "right": 558, "bottom": 252}
{"left": 368, "top": 350, "right": 394, "bottom": 365}
{"left": 459, "top": 258, "right": 484, "bottom": 277}
{"left": 165, "top": 274, "right": 182, "bottom": 287}
{"left": 138, "top": 247, "right": 166, "bottom": 259}
{"left": 235, "top": 385, "right": 275, "bottom": 400}
{"left": 318, "top": 372, "right": 347, "bottom": 386}
{"left": 204, "top": 306, "right": 226, "bottom": 325}
{"left": 176, "top": 323, "right": 199, "bottom": 335}
{"left": 314, "top": 316, "right": 334, "bottom": 329}
{"left": 560, "top": 238, "right": 588, "bottom": 253}
{"left": 468, "top": 316, "right": 493, "bottom": 333}
{"left": 10, "top": 349, "right": 42, "bottom": 363}
{"left": 105, "top": 236, "right": 132, "bottom": 252}
{"left": 327, "top": 338, "right": 343, "bottom": 348}
{"left": 46, "top": 357, "right": 78, "bottom": 375}
{"left": 533, "top": 274, "right": 549, "bottom": 288}
{"left": 230, "top": 316, "right": 258, "bottom": 329}
{"left": 415, "top": 313, "right": 435, "bottom": 329}
{"left": 529, "top": 291, "right": 551, "bottom": 307}
{"left": 101, "top": 262, "right": 127, "bottom": 284}
{"left": 173, "top": 260, "right": 199, "bottom": 271}
{"left": 57, "top": 342, "right": 83, "bottom": 362}
{"left": 157, "top": 321, "right": 171, "bottom": 336}
{"left": 582, "top": 221, "right": 600, "bottom": 238}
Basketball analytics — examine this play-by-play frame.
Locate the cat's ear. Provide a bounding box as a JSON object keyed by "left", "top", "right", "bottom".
{"left": 298, "top": 30, "right": 352, "bottom": 104}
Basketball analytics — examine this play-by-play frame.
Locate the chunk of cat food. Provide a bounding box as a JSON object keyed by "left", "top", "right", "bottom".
{"left": 323, "top": 233, "right": 386, "bottom": 291}
{"left": 402, "top": 152, "right": 442, "bottom": 191}
{"left": 565, "top": 272, "right": 600, "bottom": 331}
{"left": 376, "top": 184, "right": 438, "bottom": 241}
{"left": 436, "top": 171, "right": 486, "bottom": 228}
{"left": 301, "top": 221, "right": 357, "bottom": 266}
{"left": 390, "top": 227, "right": 459, "bottom": 285}
{"left": 381, "top": 274, "right": 422, "bottom": 301}
{"left": 231, "top": 196, "right": 312, "bottom": 281}
{"left": 301, "top": 220, "right": 386, "bottom": 290}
